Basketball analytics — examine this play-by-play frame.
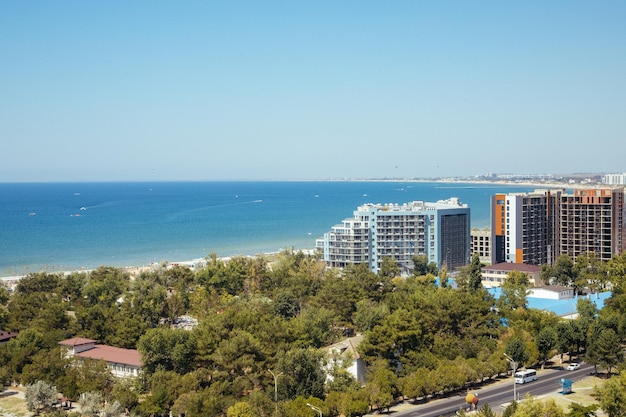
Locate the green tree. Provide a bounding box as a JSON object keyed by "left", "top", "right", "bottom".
{"left": 378, "top": 256, "right": 401, "bottom": 280}
{"left": 459, "top": 253, "right": 483, "bottom": 292}
{"left": 502, "top": 400, "right": 518, "bottom": 417}
{"left": 273, "top": 289, "right": 301, "bottom": 319}
{"left": 210, "top": 329, "right": 264, "bottom": 378}
{"left": 500, "top": 270, "right": 530, "bottom": 311}
{"left": 277, "top": 348, "right": 326, "bottom": 400}
{"left": 366, "top": 361, "right": 398, "bottom": 413}
{"left": 567, "top": 402, "right": 598, "bottom": 417}
{"left": 605, "top": 254, "right": 626, "bottom": 294}
{"left": 510, "top": 396, "right": 565, "bottom": 416}
{"left": 556, "top": 320, "right": 578, "bottom": 362}
{"left": 399, "top": 367, "right": 430, "bottom": 400}
{"left": 594, "top": 371, "right": 626, "bottom": 417}
{"left": 5, "top": 328, "right": 46, "bottom": 382}
{"left": 587, "top": 328, "right": 623, "bottom": 375}
{"left": 353, "top": 299, "right": 389, "bottom": 333}
{"left": 25, "top": 380, "right": 58, "bottom": 414}
{"left": 412, "top": 254, "right": 438, "bottom": 277}
{"left": 15, "top": 272, "right": 61, "bottom": 295}
{"left": 81, "top": 391, "right": 104, "bottom": 417}
{"left": 100, "top": 400, "right": 124, "bottom": 417}
{"left": 59, "top": 272, "right": 86, "bottom": 303}
{"left": 110, "top": 379, "right": 139, "bottom": 413}
{"left": 137, "top": 327, "right": 197, "bottom": 374}
{"left": 535, "top": 326, "right": 557, "bottom": 368}
{"left": 82, "top": 267, "right": 128, "bottom": 307}
{"left": 505, "top": 337, "right": 529, "bottom": 367}
{"left": 227, "top": 401, "right": 256, "bottom": 417}
{"left": 547, "top": 254, "right": 577, "bottom": 287}
{"left": 21, "top": 347, "right": 67, "bottom": 387}
{"left": 477, "top": 402, "right": 497, "bottom": 417}
{"left": 574, "top": 252, "right": 606, "bottom": 295}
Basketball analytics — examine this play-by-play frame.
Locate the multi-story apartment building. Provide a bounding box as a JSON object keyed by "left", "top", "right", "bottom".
{"left": 318, "top": 198, "right": 470, "bottom": 275}
{"left": 492, "top": 188, "right": 625, "bottom": 265}
{"left": 559, "top": 188, "right": 625, "bottom": 262}
{"left": 491, "top": 189, "right": 561, "bottom": 266}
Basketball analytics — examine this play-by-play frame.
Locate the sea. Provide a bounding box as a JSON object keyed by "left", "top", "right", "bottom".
{"left": 0, "top": 181, "right": 537, "bottom": 277}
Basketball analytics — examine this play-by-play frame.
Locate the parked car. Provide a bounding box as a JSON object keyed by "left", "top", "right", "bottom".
{"left": 567, "top": 363, "right": 580, "bottom": 370}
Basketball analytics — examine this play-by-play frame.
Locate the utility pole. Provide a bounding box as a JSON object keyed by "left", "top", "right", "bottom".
{"left": 268, "top": 369, "right": 282, "bottom": 417}
{"left": 503, "top": 353, "right": 518, "bottom": 403}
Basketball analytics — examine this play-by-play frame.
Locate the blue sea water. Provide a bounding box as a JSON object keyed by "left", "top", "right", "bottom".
{"left": 0, "top": 181, "right": 535, "bottom": 277}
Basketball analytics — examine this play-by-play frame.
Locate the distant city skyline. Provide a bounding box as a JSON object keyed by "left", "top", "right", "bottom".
{"left": 2, "top": 1, "right": 625, "bottom": 182}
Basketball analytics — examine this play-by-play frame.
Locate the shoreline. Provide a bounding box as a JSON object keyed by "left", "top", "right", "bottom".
{"left": 0, "top": 248, "right": 319, "bottom": 284}
{"left": 2, "top": 179, "right": 619, "bottom": 281}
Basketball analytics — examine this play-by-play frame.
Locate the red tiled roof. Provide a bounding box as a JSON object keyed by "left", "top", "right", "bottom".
{"left": 75, "top": 344, "right": 142, "bottom": 367}
{"left": 482, "top": 262, "right": 541, "bottom": 273}
{"left": 59, "top": 337, "right": 98, "bottom": 346}
{"left": 0, "top": 331, "right": 18, "bottom": 342}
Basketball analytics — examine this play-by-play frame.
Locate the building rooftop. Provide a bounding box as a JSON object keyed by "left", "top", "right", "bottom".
{"left": 59, "top": 337, "right": 97, "bottom": 347}
{"left": 0, "top": 330, "right": 18, "bottom": 343}
{"left": 482, "top": 262, "right": 541, "bottom": 273}
{"left": 59, "top": 338, "right": 142, "bottom": 367}
{"left": 532, "top": 285, "right": 573, "bottom": 293}
{"left": 325, "top": 334, "right": 364, "bottom": 360}
{"left": 75, "top": 344, "right": 142, "bottom": 367}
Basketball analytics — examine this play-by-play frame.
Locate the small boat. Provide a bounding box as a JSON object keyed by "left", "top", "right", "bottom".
{"left": 28, "top": 212, "right": 36, "bottom": 216}
{"left": 80, "top": 207, "right": 87, "bottom": 211}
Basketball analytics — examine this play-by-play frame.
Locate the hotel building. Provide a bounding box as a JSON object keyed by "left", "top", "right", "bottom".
{"left": 492, "top": 188, "right": 625, "bottom": 265}
{"left": 318, "top": 198, "right": 470, "bottom": 275}
{"left": 491, "top": 189, "right": 561, "bottom": 266}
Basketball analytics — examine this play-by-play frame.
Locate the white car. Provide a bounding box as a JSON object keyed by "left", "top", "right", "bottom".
{"left": 567, "top": 363, "right": 580, "bottom": 370}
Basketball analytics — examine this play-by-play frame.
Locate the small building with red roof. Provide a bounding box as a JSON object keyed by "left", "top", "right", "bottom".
{"left": 59, "top": 337, "right": 142, "bottom": 378}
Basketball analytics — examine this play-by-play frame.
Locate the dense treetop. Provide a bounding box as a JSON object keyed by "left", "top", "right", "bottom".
{"left": 1, "top": 251, "right": 626, "bottom": 416}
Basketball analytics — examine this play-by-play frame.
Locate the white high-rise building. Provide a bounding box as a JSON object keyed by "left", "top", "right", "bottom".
{"left": 318, "top": 199, "right": 470, "bottom": 275}
{"left": 602, "top": 173, "right": 626, "bottom": 185}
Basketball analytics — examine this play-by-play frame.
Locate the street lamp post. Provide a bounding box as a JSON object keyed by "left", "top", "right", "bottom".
{"left": 503, "top": 353, "right": 518, "bottom": 403}
{"left": 306, "top": 403, "right": 323, "bottom": 417}
{"left": 268, "top": 369, "right": 283, "bottom": 417}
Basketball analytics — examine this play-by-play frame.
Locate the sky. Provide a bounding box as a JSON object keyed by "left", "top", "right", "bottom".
{"left": 1, "top": 1, "right": 625, "bottom": 182}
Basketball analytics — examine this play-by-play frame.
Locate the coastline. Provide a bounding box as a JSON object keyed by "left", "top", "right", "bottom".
{"left": 0, "top": 249, "right": 319, "bottom": 285}
{"left": 1, "top": 179, "right": 618, "bottom": 281}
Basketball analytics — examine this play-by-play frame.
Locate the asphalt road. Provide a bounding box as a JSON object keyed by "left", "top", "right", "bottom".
{"left": 383, "top": 363, "right": 595, "bottom": 417}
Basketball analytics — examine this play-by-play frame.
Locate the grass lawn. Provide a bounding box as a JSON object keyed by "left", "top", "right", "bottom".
{"left": 543, "top": 375, "right": 606, "bottom": 416}
{"left": 0, "top": 389, "right": 32, "bottom": 417}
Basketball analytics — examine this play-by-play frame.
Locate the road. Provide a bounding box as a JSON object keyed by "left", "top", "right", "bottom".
{"left": 383, "top": 364, "right": 595, "bottom": 417}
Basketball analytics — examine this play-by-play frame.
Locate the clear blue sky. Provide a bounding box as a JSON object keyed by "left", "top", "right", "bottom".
{"left": 2, "top": 1, "right": 625, "bottom": 182}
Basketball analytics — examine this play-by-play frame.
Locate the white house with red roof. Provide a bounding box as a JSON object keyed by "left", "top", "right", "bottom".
{"left": 59, "top": 337, "right": 142, "bottom": 378}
